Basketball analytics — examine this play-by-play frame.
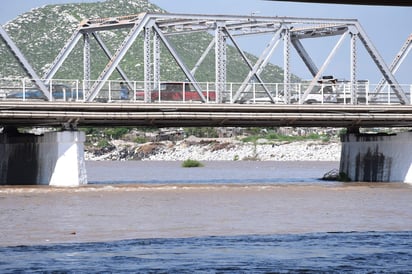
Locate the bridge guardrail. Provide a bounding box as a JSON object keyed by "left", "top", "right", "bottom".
{"left": 0, "top": 78, "right": 410, "bottom": 105}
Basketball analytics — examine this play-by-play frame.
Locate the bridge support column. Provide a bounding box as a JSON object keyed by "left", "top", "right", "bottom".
{"left": 0, "top": 130, "right": 87, "bottom": 186}
{"left": 340, "top": 131, "right": 412, "bottom": 183}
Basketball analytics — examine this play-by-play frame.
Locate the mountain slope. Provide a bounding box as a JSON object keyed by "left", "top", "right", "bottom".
{"left": 0, "top": 0, "right": 290, "bottom": 83}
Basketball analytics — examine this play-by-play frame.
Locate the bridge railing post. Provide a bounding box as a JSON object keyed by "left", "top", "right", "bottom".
{"left": 229, "top": 82, "right": 233, "bottom": 104}
{"left": 205, "top": 82, "right": 211, "bottom": 103}
{"left": 21, "top": 79, "right": 26, "bottom": 101}
{"left": 410, "top": 84, "right": 412, "bottom": 104}
{"left": 321, "top": 82, "right": 324, "bottom": 104}
{"left": 365, "top": 82, "right": 369, "bottom": 105}
{"left": 157, "top": 81, "right": 161, "bottom": 103}
{"left": 182, "top": 82, "right": 186, "bottom": 102}
{"left": 387, "top": 84, "right": 391, "bottom": 105}
{"left": 108, "top": 80, "right": 112, "bottom": 102}
{"left": 133, "top": 81, "right": 136, "bottom": 102}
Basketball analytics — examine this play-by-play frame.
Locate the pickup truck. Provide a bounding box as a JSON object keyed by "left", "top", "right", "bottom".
{"left": 136, "top": 82, "right": 216, "bottom": 102}
{"left": 299, "top": 76, "right": 338, "bottom": 104}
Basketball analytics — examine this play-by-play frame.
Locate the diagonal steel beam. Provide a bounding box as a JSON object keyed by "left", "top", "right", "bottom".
{"left": 223, "top": 27, "right": 275, "bottom": 103}
{"left": 191, "top": 38, "right": 215, "bottom": 76}
{"left": 92, "top": 32, "right": 133, "bottom": 91}
{"left": 291, "top": 38, "right": 318, "bottom": 77}
{"left": 0, "top": 25, "right": 51, "bottom": 100}
{"left": 372, "top": 33, "right": 412, "bottom": 100}
{"left": 86, "top": 14, "right": 151, "bottom": 102}
{"left": 232, "top": 27, "right": 284, "bottom": 102}
{"left": 43, "top": 29, "right": 83, "bottom": 81}
{"left": 300, "top": 31, "right": 349, "bottom": 103}
{"left": 355, "top": 22, "right": 409, "bottom": 104}
{"left": 152, "top": 23, "right": 206, "bottom": 102}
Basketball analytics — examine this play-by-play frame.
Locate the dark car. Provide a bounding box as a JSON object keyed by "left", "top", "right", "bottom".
{"left": 6, "top": 89, "right": 46, "bottom": 99}
{"left": 6, "top": 84, "right": 83, "bottom": 101}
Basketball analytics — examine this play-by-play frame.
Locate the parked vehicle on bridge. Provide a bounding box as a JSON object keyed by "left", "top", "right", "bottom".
{"left": 136, "top": 82, "right": 216, "bottom": 102}
{"left": 245, "top": 96, "right": 285, "bottom": 104}
{"left": 6, "top": 89, "right": 45, "bottom": 100}
{"left": 6, "top": 84, "right": 83, "bottom": 101}
{"left": 294, "top": 76, "right": 338, "bottom": 104}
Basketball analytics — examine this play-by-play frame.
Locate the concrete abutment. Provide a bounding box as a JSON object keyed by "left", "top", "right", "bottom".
{"left": 2, "top": 128, "right": 412, "bottom": 185}
{"left": 340, "top": 131, "right": 412, "bottom": 183}
{"left": 0, "top": 130, "right": 87, "bottom": 186}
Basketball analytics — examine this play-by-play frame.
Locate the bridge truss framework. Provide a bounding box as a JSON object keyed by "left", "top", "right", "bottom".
{"left": 1, "top": 13, "right": 411, "bottom": 105}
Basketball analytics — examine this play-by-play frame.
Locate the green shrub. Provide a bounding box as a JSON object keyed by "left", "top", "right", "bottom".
{"left": 104, "top": 127, "right": 130, "bottom": 139}
{"left": 241, "top": 131, "right": 328, "bottom": 143}
{"left": 182, "top": 159, "right": 203, "bottom": 168}
{"left": 134, "top": 136, "right": 148, "bottom": 144}
{"left": 97, "top": 139, "right": 110, "bottom": 148}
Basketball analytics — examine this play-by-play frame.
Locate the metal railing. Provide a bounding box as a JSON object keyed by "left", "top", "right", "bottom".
{"left": 1, "top": 78, "right": 411, "bottom": 105}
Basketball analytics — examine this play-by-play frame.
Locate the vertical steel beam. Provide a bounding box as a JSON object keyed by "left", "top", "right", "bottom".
{"left": 153, "top": 31, "right": 161, "bottom": 90}
{"left": 83, "top": 33, "right": 91, "bottom": 93}
{"left": 300, "top": 31, "right": 348, "bottom": 103}
{"left": 144, "top": 27, "right": 152, "bottom": 103}
{"left": 283, "top": 29, "right": 291, "bottom": 103}
{"left": 350, "top": 32, "right": 358, "bottom": 104}
{"left": 0, "top": 25, "right": 51, "bottom": 100}
{"left": 152, "top": 24, "right": 206, "bottom": 102}
{"left": 215, "top": 23, "right": 227, "bottom": 103}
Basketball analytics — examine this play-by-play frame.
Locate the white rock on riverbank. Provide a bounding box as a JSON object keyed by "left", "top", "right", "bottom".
{"left": 85, "top": 137, "right": 342, "bottom": 161}
{"left": 144, "top": 140, "right": 341, "bottom": 161}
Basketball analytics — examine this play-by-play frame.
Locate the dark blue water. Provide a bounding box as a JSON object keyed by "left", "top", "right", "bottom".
{"left": 1, "top": 231, "right": 411, "bottom": 273}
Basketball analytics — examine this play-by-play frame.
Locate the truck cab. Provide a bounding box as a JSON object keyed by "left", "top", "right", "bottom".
{"left": 303, "top": 76, "right": 338, "bottom": 104}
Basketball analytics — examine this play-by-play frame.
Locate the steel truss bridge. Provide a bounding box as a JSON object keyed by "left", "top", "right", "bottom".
{"left": 0, "top": 13, "right": 411, "bottom": 128}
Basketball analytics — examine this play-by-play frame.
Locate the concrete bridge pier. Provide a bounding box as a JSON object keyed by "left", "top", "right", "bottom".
{"left": 0, "top": 129, "right": 87, "bottom": 186}
{"left": 340, "top": 131, "right": 412, "bottom": 183}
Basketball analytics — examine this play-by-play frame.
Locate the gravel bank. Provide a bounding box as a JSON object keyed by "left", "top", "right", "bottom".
{"left": 85, "top": 137, "right": 342, "bottom": 161}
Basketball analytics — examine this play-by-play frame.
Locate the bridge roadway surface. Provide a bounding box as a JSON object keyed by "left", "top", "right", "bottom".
{"left": 0, "top": 101, "right": 412, "bottom": 128}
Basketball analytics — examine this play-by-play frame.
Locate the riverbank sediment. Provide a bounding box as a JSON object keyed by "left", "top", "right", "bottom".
{"left": 85, "top": 137, "right": 341, "bottom": 161}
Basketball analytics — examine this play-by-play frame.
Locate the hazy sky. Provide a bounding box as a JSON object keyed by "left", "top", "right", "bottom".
{"left": 1, "top": 0, "right": 411, "bottom": 83}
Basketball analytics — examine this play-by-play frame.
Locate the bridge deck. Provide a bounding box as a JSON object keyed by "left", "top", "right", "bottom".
{"left": 1, "top": 102, "right": 411, "bottom": 128}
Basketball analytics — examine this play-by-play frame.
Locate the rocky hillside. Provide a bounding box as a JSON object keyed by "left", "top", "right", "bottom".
{"left": 0, "top": 0, "right": 290, "bottom": 83}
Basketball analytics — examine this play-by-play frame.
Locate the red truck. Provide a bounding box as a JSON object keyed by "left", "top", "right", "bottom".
{"left": 136, "top": 82, "right": 216, "bottom": 102}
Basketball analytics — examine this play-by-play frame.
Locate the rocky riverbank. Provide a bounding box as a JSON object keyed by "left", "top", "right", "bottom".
{"left": 85, "top": 136, "right": 341, "bottom": 161}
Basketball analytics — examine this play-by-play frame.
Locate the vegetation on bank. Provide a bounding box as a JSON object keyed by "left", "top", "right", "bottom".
{"left": 241, "top": 130, "right": 331, "bottom": 143}
{"left": 80, "top": 126, "right": 337, "bottom": 149}
{"left": 182, "top": 159, "right": 204, "bottom": 168}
